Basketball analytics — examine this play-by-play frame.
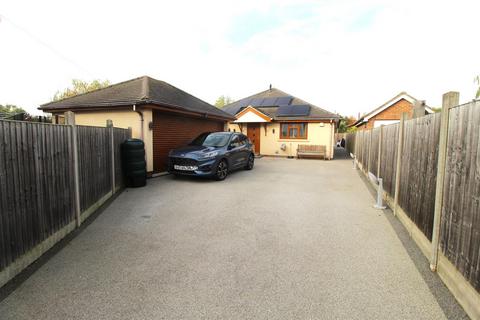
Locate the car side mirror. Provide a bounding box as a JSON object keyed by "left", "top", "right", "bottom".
{"left": 228, "top": 144, "right": 235, "bottom": 150}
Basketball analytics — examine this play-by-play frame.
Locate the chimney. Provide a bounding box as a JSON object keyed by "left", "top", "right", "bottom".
{"left": 269, "top": 84, "right": 272, "bottom": 90}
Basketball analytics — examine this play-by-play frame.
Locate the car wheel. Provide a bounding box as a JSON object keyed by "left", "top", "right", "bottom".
{"left": 215, "top": 160, "right": 228, "bottom": 181}
{"left": 245, "top": 154, "right": 254, "bottom": 170}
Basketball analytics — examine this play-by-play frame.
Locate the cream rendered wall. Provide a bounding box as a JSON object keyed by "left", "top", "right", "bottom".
{"left": 62, "top": 109, "right": 154, "bottom": 172}
{"left": 227, "top": 123, "right": 247, "bottom": 134}
{"left": 227, "top": 122, "right": 334, "bottom": 159}
{"left": 261, "top": 122, "right": 334, "bottom": 159}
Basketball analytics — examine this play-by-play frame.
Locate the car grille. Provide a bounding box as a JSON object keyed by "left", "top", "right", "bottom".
{"left": 170, "top": 157, "right": 198, "bottom": 166}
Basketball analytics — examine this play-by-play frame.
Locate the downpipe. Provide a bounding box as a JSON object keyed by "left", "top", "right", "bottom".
{"left": 133, "top": 104, "right": 144, "bottom": 141}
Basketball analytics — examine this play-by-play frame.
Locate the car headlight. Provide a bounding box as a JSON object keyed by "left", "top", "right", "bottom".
{"left": 200, "top": 151, "right": 218, "bottom": 159}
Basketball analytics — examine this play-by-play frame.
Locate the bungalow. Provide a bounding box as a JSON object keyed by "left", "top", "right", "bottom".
{"left": 39, "top": 76, "right": 235, "bottom": 174}
{"left": 222, "top": 87, "right": 339, "bottom": 159}
{"left": 351, "top": 91, "right": 434, "bottom": 129}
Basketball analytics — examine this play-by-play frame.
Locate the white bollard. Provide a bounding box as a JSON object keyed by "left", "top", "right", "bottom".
{"left": 374, "top": 178, "right": 386, "bottom": 209}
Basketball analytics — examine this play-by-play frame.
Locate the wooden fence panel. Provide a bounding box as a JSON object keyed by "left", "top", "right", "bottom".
{"left": 359, "top": 130, "right": 366, "bottom": 166}
{"left": 360, "top": 130, "right": 366, "bottom": 167}
{"left": 77, "top": 126, "right": 112, "bottom": 212}
{"left": 0, "top": 121, "right": 75, "bottom": 271}
{"left": 364, "top": 129, "right": 372, "bottom": 173}
{"left": 440, "top": 101, "right": 480, "bottom": 291}
{"left": 0, "top": 120, "right": 130, "bottom": 286}
{"left": 345, "top": 132, "right": 356, "bottom": 155}
{"left": 369, "top": 128, "right": 380, "bottom": 177}
{"left": 398, "top": 113, "right": 441, "bottom": 240}
{"left": 378, "top": 123, "right": 399, "bottom": 196}
{"left": 354, "top": 131, "right": 362, "bottom": 161}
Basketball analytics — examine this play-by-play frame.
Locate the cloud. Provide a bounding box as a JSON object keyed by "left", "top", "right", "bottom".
{"left": 0, "top": 0, "right": 479, "bottom": 116}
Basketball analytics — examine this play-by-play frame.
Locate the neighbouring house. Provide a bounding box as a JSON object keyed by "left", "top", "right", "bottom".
{"left": 39, "top": 76, "right": 235, "bottom": 174}
{"left": 350, "top": 91, "right": 434, "bottom": 129}
{"left": 221, "top": 87, "right": 339, "bottom": 159}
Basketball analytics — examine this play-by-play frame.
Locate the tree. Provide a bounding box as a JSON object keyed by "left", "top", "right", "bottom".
{"left": 475, "top": 75, "right": 480, "bottom": 99}
{"left": 0, "top": 104, "right": 26, "bottom": 114}
{"left": 53, "top": 79, "right": 111, "bottom": 101}
{"left": 214, "top": 95, "right": 235, "bottom": 108}
{"left": 337, "top": 116, "right": 357, "bottom": 133}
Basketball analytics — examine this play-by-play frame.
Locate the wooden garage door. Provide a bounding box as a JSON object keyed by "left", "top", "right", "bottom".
{"left": 152, "top": 111, "right": 225, "bottom": 172}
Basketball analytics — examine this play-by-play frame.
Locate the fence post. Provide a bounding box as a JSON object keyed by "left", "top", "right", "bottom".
{"left": 377, "top": 125, "right": 383, "bottom": 177}
{"left": 107, "top": 120, "right": 115, "bottom": 194}
{"left": 65, "top": 111, "right": 81, "bottom": 227}
{"left": 430, "top": 91, "right": 459, "bottom": 271}
{"left": 413, "top": 100, "right": 426, "bottom": 118}
{"left": 393, "top": 113, "right": 407, "bottom": 217}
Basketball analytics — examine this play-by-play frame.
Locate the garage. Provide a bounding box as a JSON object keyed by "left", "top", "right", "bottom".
{"left": 40, "top": 76, "right": 235, "bottom": 174}
{"left": 152, "top": 111, "right": 225, "bottom": 172}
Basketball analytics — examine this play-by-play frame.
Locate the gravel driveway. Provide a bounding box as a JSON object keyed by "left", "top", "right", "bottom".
{"left": 0, "top": 152, "right": 465, "bottom": 319}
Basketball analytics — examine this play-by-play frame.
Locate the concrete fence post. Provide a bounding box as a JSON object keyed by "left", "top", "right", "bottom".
{"left": 393, "top": 113, "right": 407, "bottom": 217}
{"left": 430, "top": 91, "right": 459, "bottom": 272}
{"left": 413, "top": 100, "right": 426, "bottom": 118}
{"left": 107, "top": 120, "right": 115, "bottom": 194}
{"left": 65, "top": 111, "right": 81, "bottom": 227}
{"left": 377, "top": 125, "right": 383, "bottom": 177}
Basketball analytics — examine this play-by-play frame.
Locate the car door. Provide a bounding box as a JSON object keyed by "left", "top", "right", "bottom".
{"left": 238, "top": 134, "right": 250, "bottom": 165}
{"left": 227, "top": 134, "right": 244, "bottom": 169}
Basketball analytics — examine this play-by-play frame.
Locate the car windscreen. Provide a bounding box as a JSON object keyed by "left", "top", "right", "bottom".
{"left": 189, "top": 133, "right": 231, "bottom": 147}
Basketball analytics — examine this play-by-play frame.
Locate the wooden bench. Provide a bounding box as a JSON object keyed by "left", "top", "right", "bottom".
{"left": 297, "top": 145, "right": 327, "bottom": 160}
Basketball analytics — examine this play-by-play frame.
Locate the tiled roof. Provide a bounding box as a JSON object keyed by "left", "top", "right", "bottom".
{"left": 40, "top": 76, "right": 234, "bottom": 120}
{"left": 222, "top": 88, "right": 339, "bottom": 120}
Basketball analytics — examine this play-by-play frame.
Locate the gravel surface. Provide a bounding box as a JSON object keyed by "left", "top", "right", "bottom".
{"left": 0, "top": 150, "right": 464, "bottom": 319}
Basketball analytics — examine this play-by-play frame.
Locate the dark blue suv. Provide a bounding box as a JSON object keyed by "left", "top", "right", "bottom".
{"left": 168, "top": 132, "right": 255, "bottom": 180}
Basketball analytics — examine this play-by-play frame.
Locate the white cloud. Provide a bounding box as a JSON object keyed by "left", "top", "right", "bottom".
{"left": 0, "top": 0, "right": 479, "bottom": 116}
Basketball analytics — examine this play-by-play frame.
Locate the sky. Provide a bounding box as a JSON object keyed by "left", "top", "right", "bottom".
{"left": 0, "top": 0, "right": 479, "bottom": 117}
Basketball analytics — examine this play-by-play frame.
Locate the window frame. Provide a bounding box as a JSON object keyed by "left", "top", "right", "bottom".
{"left": 279, "top": 123, "right": 308, "bottom": 139}
{"left": 229, "top": 134, "right": 242, "bottom": 148}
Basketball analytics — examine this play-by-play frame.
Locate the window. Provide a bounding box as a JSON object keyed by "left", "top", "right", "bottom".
{"left": 238, "top": 135, "right": 247, "bottom": 146}
{"left": 229, "top": 135, "right": 241, "bottom": 148}
{"left": 280, "top": 123, "right": 307, "bottom": 139}
{"left": 189, "top": 132, "right": 231, "bottom": 147}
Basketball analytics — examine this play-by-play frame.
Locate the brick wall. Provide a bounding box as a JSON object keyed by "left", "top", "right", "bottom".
{"left": 364, "top": 98, "right": 413, "bottom": 129}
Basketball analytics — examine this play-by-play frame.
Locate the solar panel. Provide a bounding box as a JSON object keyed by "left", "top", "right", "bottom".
{"left": 276, "top": 105, "right": 311, "bottom": 117}
{"left": 260, "top": 97, "right": 278, "bottom": 106}
{"left": 250, "top": 98, "right": 264, "bottom": 107}
{"left": 236, "top": 98, "right": 252, "bottom": 108}
{"left": 291, "top": 105, "right": 311, "bottom": 116}
{"left": 275, "top": 96, "right": 293, "bottom": 105}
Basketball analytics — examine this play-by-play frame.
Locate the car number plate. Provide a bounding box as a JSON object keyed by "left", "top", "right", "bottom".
{"left": 174, "top": 165, "right": 198, "bottom": 171}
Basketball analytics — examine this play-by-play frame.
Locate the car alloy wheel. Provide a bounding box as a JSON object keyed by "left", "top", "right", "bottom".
{"left": 215, "top": 160, "right": 228, "bottom": 181}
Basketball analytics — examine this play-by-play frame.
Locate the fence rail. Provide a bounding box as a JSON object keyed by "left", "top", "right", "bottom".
{"left": 347, "top": 99, "right": 480, "bottom": 318}
{"left": 0, "top": 118, "right": 130, "bottom": 288}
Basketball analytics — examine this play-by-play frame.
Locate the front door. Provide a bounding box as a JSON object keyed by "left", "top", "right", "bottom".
{"left": 247, "top": 124, "right": 261, "bottom": 154}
